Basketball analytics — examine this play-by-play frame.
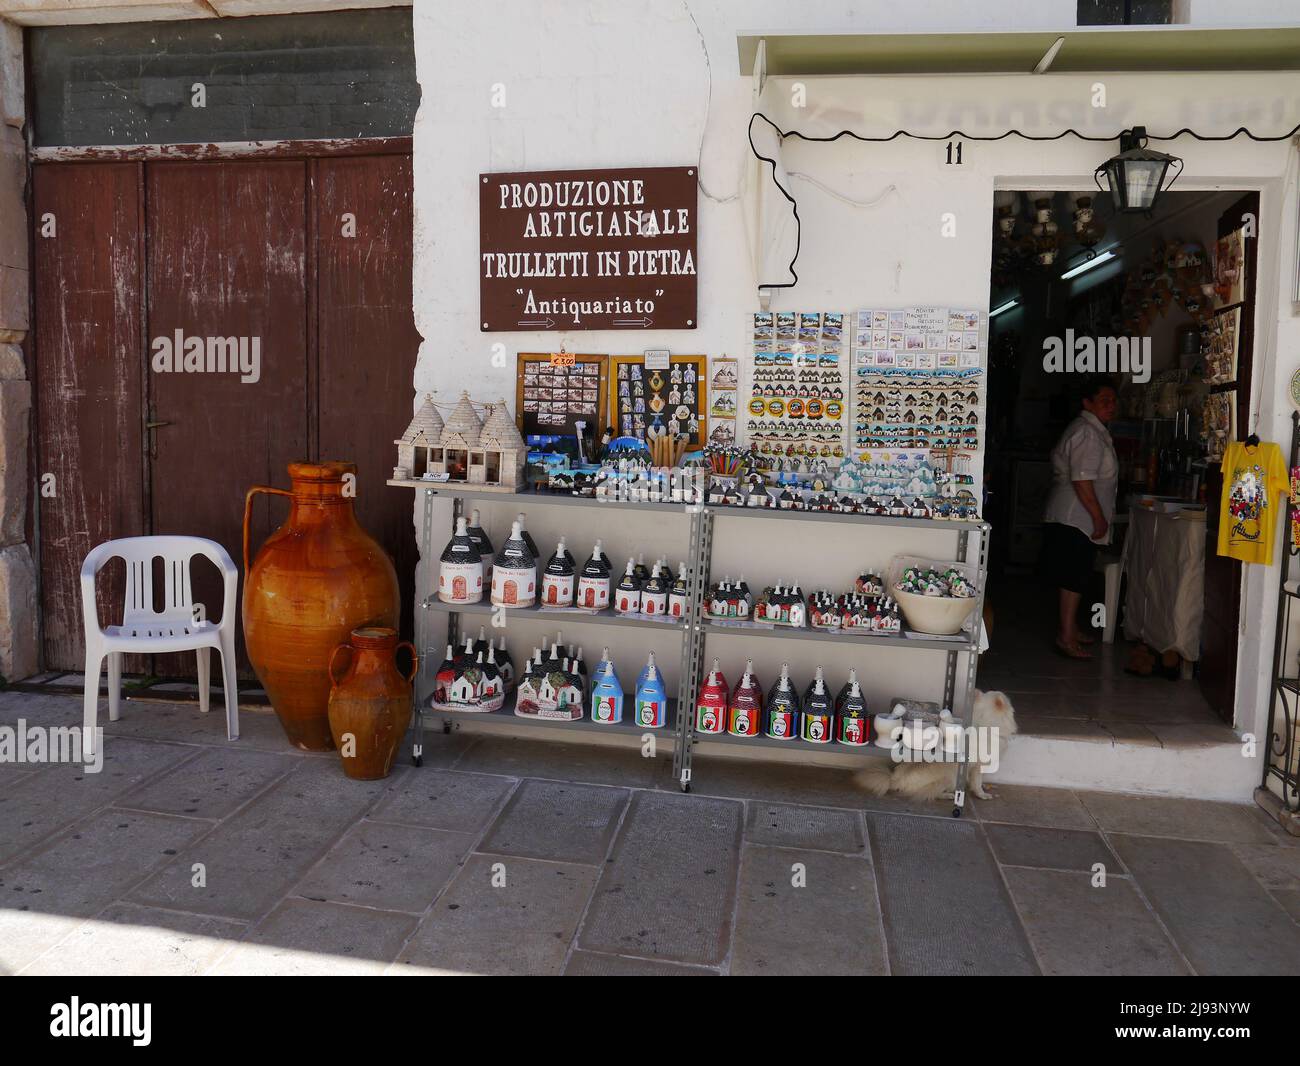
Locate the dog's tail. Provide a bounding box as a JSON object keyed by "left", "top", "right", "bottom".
{"left": 852, "top": 762, "right": 892, "bottom": 795}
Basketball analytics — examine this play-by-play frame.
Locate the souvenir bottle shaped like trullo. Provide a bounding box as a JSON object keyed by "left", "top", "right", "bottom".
{"left": 634, "top": 652, "right": 668, "bottom": 728}
{"left": 437, "top": 516, "right": 484, "bottom": 604}
{"left": 835, "top": 670, "right": 869, "bottom": 746}
{"left": 695, "top": 658, "right": 728, "bottom": 734}
{"left": 668, "top": 563, "right": 690, "bottom": 618}
{"left": 641, "top": 559, "right": 669, "bottom": 616}
{"left": 465, "top": 508, "right": 495, "bottom": 567}
{"left": 591, "top": 657, "right": 624, "bottom": 724}
{"left": 801, "top": 667, "right": 834, "bottom": 744}
{"left": 491, "top": 520, "right": 537, "bottom": 608}
{"left": 632, "top": 553, "right": 651, "bottom": 583}
{"left": 514, "top": 512, "right": 540, "bottom": 559}
{"left": 577, "top": 540, "right": 612, "bottom": 609}
{"left": 614, "top": 558, "right": 642, "bottom": 615}
{"left": 728, "top": 660, "right": 763, "bottom": 737}
{"left": 765, "top": 663, "right": 802, "bottom": 740}
{"left": 541, "top": 537, "right": 577, "bottom": 607}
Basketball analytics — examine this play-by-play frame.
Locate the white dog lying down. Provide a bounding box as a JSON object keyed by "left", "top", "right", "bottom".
{"left": 853, "top": 690, "right": 1017, "bottom": 802}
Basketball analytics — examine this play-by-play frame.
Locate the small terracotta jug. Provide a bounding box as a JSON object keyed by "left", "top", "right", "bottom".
{"left": 327, "top": 627, "right": 417, "bottom": 780}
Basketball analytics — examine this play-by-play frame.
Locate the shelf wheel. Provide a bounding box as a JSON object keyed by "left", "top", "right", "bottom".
{"left": 412, "top": 743, "right": 423, "bottom": 768}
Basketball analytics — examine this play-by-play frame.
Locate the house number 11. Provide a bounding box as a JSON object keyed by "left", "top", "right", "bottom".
{"left": 945, "top": 141, "right": 964, "bottom": 165}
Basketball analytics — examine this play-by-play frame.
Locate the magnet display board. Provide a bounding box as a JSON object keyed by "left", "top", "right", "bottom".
{"left": 607, "top": 354, "right": 708, "bottom": 447}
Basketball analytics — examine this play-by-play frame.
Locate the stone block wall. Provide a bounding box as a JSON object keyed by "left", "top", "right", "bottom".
{"left": 0, "top": 15, "right": 37, "bottom": 682}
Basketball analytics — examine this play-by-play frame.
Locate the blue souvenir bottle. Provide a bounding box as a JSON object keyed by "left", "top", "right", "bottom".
{"left": 634, "top": 652, "right": 668, "bottom": 729}
{"left": 591, "top": 659, "right": 624, "bottom": 724}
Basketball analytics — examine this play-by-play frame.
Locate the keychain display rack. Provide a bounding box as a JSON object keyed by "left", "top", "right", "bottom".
{"left": 397, "top": 483, "right": 990, "bottom": 816}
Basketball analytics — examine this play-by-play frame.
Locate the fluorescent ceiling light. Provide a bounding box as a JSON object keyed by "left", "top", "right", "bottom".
{"left": 990, "top": 299, "right": 1018, "bottom": 318}
{"left": 1060, "top": 249, "right": 1117, "bottom": 280}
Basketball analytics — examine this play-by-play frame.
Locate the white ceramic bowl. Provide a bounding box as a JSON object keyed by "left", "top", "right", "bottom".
{"left": 892, "top": 586, "right": 979, "bottom": 636}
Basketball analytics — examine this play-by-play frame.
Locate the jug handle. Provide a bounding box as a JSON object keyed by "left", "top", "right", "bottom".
{"left": 396, "top": 641, "right": 419, "bottom": 684}
{"left": 243, "top": 485, "right": 292, "bottom": 573}
{"left": 328, "top": 643, "right": 352, "bottom": 688}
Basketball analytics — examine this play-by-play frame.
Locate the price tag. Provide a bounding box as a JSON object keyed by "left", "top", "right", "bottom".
{"left": 643, "top": 349, "right": 671, "bottom": 370}
{"left": 549, "top": 352, "right": 576, "bottom": 367}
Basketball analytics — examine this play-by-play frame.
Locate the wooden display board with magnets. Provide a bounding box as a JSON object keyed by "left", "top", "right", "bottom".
{"left": 515, "top": 352, "right": 608, "bottom": 447}
{"left": 607, "top": 354, "right": 708, "bottom": 447}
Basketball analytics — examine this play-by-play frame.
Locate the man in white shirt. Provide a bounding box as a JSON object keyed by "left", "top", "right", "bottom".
{"left": 1042, "top": 380, "right": 1119, "bottom": 659}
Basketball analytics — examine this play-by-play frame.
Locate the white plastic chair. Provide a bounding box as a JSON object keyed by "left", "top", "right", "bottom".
{"left": 81, "top": 536, "right": 239, "bottom": 756}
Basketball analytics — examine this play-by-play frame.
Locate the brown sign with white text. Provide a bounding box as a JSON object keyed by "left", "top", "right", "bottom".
{"left": 479, "top": 166, "right": 698, "bottom": 332}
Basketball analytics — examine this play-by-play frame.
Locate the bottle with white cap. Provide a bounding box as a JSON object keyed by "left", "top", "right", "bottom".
{"left": 438, "top": 516, "right": 484, "bottom": 604}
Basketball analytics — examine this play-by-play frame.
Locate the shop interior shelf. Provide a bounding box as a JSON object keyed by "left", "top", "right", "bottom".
{"left": 421, "top": 692, "right": 678, "bottom": 740}
{"left": 389, "top": 479, "right": 987, "bottom": 531}
{"left": 705, "top": 505, "right": 987, "bottom": 532}
{"left": 422, "top": 596, "right": 686, "bottom": 633}
{"left": 387, "top": 481, "right": 693, "bottom": 515}
{"left": 691, "top": 729, "right": 894, "bottom": 758}
{"left": 700, "top": 618, "right": 973, "bottom": 650}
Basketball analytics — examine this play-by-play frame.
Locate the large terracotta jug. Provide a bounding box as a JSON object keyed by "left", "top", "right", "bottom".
{"left": 243, "top": 461, "right": 399, "bottom": 751}
{"left": 327, "top": 627, "right": 417, "bottom": 780}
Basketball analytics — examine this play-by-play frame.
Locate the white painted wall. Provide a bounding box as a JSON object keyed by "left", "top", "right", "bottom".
{"left": 412, "top": 0, "right": 1300, "bottom": 791}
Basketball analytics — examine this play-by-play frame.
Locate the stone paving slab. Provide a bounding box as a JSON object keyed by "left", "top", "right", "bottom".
{"left": 395, "top": 853, "right": 598, "bottom": 976}
{"left": 1272, "top": 890, "right": 1300, "bottom": 923}
{"left": 563, "top": 950, "right": 717, "bottom": 975}
{"left": 20, "top": 902, "right": 247, "bottom": 976}
{"left": 292, "top": 820, "right": 473, "bottom": 914}
{"left": 0, "top": 808, "right": 211, "bottom": 972}
{"left": 686, "top": 756, "right": 886, "bottom": 810}
{"left": 1002, "top": 867, "right": 1188, "bottom": 976}
{"left": 477, "top": 779, "right": 629, "bottom": 865}
{"left": 744, "top": 802, "right": 865, "bottom": 854}
{"left": 731, "top": 844, "right": 886, "bottom": 976}
{"left": 578, "top": 791, "right": 742, "bottom": 967}
{"left": 0, "top": 739, "right": 197, "bottom": 865}
{"left": 869, "top": 813, "right": 1038, "bottom": 975}
{"left": 368, "top": 767, "right": 516, "bottom": 834}
{"left": 985, "top": 824, "right": 1122, "bottom": 873}
{"left": 1229, "top": 842, "right": 1300, "bottom": 890}
{"left": 116, "top": 747, "right": 298, "bottom": 820}
{"left": 452, "top": 735, "right": 668, "bottom": 788}
{"left": 1079, "top": 792, "right": 1279, "bottom": 844}
{"left": 211, "top": 899, "right": 418, "bottom": 976}
{"left": 1110, "top": 834, "right": 1300, "bottom": 975}
{"left": 104, "top": 702, "right": 301, "bottom": 752}
{"left": 971, "top": 785, "right": 1098, "bottom": 829}
{"left": 129, "top": 760, "right": 387, "bottom": 921}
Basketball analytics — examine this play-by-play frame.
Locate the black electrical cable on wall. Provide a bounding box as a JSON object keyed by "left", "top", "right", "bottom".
{"left": 747, "top": 112, "right": 1300, "bottom": 291}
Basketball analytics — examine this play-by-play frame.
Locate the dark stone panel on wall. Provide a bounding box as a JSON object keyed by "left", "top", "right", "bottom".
{"left": 31, "top": 9, "right": 417, "bottom": 147}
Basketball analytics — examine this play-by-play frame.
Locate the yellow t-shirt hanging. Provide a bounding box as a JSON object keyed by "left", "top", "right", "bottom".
{"left": 1217, "top": 440, "right": 1289, "bottom": 566}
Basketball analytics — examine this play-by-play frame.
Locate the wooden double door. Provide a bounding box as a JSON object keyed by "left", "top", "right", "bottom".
{"left": 33, "top": 148, "right": 420, "bottom": 675}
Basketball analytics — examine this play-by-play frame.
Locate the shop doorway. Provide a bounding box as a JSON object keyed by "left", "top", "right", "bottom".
{"left": 977, "top": 187, "right": 1258, "bottom": 733}
{"left": 32, "top": 147, "right": 421, "bottom": 676}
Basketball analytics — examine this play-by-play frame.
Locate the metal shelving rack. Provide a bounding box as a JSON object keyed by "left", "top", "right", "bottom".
{"left": 394, "top": 482, "right": 990, "bottom": 816}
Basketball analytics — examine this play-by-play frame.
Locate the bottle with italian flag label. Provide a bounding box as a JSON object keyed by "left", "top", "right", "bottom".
{"left": 728, "top": 659, "right": 763, "bottom": 737}
{"left": 801, "top": 666, "right": 833, "bottom": 744}
{"left": 591, "top": 658, "right": 624, "bottom": 724}
{"left": 635, "top": 652, "right": 668, "bottom": 728}
{"left": 695, "top": 658, "right": 728, "bottom": 734}
{"left": 765, "top": 663, "right": 801, "bottom": 740}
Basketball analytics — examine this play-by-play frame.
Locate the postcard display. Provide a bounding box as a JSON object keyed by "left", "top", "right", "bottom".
{"left": 1201, "top": 226, "right": 1248, "bottom": 464}
{"left": 748, "top": 312, "right": 848, "bottom": 466}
